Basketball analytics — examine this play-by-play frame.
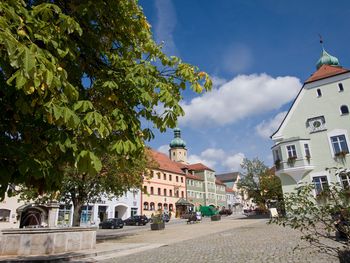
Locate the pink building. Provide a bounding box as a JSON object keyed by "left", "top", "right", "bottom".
{"left": 141, "top": 150, "right": 186, "bottom": 218}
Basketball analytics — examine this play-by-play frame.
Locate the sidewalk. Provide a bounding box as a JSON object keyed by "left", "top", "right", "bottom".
{"left": 0, "top": 215, "right": 254, "bottom": 262}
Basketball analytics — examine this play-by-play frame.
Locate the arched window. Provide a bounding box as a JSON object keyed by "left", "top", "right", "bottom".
{"left": 0, "top": 209, "right": 10, "bottom": 222}
{"left": 169, "top": 204, "right": 173, "bottom": 211}
{"left": 150, "top": 202, "right": 155, "bottom": 211}
{"left": 158, "top": 203, "right": 162, "bottom": 210}
{"left": 339, "top": 83, "right": 344, "bottom": 92}
{"left": 163, "top": 203, "right": 168, "bottom": 210}
{"left": 143, "top": 202, "right": 149, "bottom": 210}
{"left": 341, "top": 105, "right": 349, "bottom": 115}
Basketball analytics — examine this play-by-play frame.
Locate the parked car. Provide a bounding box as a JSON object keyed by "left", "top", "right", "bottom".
{"left": 141, "top": 215, "right": 150, "bottom": 223}
{"left": 123, "top": 215, "right": 148, "bottom": 226}
{"left": 99, "top": 218, "right": 124, "bottom": 229}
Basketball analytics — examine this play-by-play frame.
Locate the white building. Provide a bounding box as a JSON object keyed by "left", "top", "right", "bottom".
{"left": 271, "top": 47, "right": 350, "bottom": 195}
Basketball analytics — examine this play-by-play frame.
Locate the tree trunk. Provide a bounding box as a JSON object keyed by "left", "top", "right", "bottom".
{"left": 72, "top": 200, "right": 83, "bottom": 227}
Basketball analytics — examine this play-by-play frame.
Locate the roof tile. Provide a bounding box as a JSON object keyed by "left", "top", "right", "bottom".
{"left": 305, "top": 65, "right": 349, "bottom": 83}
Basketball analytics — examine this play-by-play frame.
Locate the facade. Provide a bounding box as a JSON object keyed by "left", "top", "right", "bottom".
{"left": 0, "top": 190, "right": 140, "bottom": 229}
{"left": 271, "top": 48, "right": 350, "bottom": 195}
{"left": 141, "top": 150, "right": 186, "bottom": 218}
{"left": 0, "top": 194, "right": 25, "bottom": 229}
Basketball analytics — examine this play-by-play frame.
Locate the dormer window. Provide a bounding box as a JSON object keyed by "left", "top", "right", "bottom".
{"left": 317, "top": 89, "right": 322, "bottom": 97}
{"left": 338, "top": 83, "right": 344, "bottom": 92}
{"left": 306, "top": 116, "right": 326, "bottom": 133}
{"left": 340, "top": 105, "right": 349, "bottom": 115}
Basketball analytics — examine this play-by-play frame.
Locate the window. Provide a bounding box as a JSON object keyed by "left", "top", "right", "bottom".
{"left": 175, "top": 190, "right": 179, "bottom": 198}
{"left": 313, "top": 176, "right": 328, "bottom": 195}
{"left": 163, "top": 173, "right": 166, "bottom": 180}
{"left": 287, "top": 145, "right": 297, "bottom": 158}
{"left": 158, "top": 203, "right": 162, "bottom": 210}
{"left": 339, "top": 83, "right": 344, "bottom": 92}
{"left": 81, "top": 206, "right": 93, "bottom": 224}
{"left": 131, "top": 208, "right": 138, "bottom": 217}
{"left": 340, "top": 105, "right": 349, "bottom": 115}
{"left": 143, "top": 186, "right": 147, "bottom": 193}
{"left": 163, "top": 203, "right": 168, "bottom": 210}
{"left": 304, "top": 144, "right": 310, "bottom": 157}
{"left": 317, "top": 88, "right": 322, "bottom": 97}
{"left": 176, "top": 176, "right": 179, "bottom": 182}
{"left": 150, "top": 187, "right": 154, "bottom": 195}
{"left": 169, "top": 174, "right": 172, "bottom": 181}
{"left": 58, "top": 205, "right": 71, "bottom": 226}
{"left": 150, "top": 202, "right": 155, "bottom": 211}
{"left": 169, "top": 189, "right": 172, "bottom": 196}
{"left": 163, "top": 189, "right": 167, "bottom": 196}
{"left": 331, "top": 135, "right": 349, "bottom": 155}
{"left": 0, "top": 209, "right": 10, "bottom": 222}
{"left": 181, "top": 177, "right": 184, "bottom": 183}
{"left": 169, "top": 204, "right": 173, "bottom": 211}
{"left": 273, "top": 149, "right": 281, "bottom": 161}
{"left": 181, "top": 191, "right": 184, "bottom": 198}
{"left": 143, "top": 202, "right": 149, "bottom": 210}
{"left": 340, "top": 173, "right": 350, "bottom": 189}
{"left": 157, "top": 172, "right": 161, "bottom": 179}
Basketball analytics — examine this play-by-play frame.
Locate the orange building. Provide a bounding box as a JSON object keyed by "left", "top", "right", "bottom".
{"left": 141, "top": 150, "right": 187, "bottom": 218}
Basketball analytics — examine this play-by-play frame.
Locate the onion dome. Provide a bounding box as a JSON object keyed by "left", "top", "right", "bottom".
{"left": 169, "top": 128, "right": 186, "bottom": 148}
{"left": 316, "top": 48, "right": 340, "bottom": 69}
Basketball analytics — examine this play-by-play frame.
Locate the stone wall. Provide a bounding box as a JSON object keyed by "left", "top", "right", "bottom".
{"left": 0, "top": 227, "right": 96, "bottom": 256}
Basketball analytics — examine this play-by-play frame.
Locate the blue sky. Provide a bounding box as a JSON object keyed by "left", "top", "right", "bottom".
{"left": 139, "top": 0, "right": 350, "bottom": 173}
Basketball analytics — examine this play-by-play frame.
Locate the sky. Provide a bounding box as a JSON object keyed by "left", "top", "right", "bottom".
{"left": 138, "top": 0, "right": 350, "bottom": 173}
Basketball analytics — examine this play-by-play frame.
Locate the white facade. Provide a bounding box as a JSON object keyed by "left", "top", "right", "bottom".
{"left": 271, "top": 62, "right": 350, "bottom": 195}
{"left": 0, "top": 194, "right": 26, "bottom": 229}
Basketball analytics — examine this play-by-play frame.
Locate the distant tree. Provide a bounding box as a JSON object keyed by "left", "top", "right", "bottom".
{"left": 237, "top": 158, "right": 283, "bottom": 210}
{"left": 0, "top": 1, "right": 212, "bottom": 199}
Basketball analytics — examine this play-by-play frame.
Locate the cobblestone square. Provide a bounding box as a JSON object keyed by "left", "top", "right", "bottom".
{"left": 95, "top": 217, "right": 340, "bottom": 263}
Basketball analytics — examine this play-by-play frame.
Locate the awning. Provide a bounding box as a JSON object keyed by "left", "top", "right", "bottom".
{"left": 175, "top": 198, "right": 193, "bottom": 206}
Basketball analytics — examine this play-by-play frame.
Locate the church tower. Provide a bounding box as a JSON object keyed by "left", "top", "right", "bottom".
{"left": 169, "top": 128, "right": 188, "bottom": 164}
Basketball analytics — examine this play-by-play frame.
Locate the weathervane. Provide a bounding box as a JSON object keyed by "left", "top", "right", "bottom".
{"left": 318, "top": 34, "right": 324, "bottom": 49}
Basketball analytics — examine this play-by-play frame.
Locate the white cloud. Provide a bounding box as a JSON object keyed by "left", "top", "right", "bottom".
{"left": 157, "top": 144, "right": 169, "bottom": 154}
{"left": 211, "top": 75, "right": 227, "bottom": 88}
{"left": 155, "top": 0, "right": 178, "bottom": 56}
{"left": 222, "top": 153, "right": 245, "bottom": 171}
{"left": 255, "top": 111, "right": 288, "bottom": 139}
{"left": 188, "top": 154, "right": 217, "bottom": 168}
{"left": 222, "top": 44, "right": 253, "bottom": 74}
{"left": 201, "top": 148, "right": 226, "bottom": 160}
{"left": 188, "top": 148, "right": 245, "bottom": 172}
{"left": 179, "top": 73, "right": 301, "bottom": 127}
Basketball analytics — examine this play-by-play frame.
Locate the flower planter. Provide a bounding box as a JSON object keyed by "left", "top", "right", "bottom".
{"left": 211, "top": 214, "right": 221, "bottom": 221}
{"left": 150, "top": 222, "right": 165, "bottom": 230}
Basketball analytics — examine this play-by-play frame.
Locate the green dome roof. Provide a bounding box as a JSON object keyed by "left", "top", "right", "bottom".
{"left": 316, "top": 49, "right": 340, "bottom": 69}
{"left": 170, "top": 128, "right": 186, "bottom": 148}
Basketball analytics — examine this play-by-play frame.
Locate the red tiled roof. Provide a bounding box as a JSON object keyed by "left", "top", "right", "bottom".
{"left": 305, "top": 65, "right": 350, "bottom": 83}
{"left": 226, "top": 187, "right": 234, "bottom": 193}
{"left": 149, "top": 149, "right": 185, "bottom": 175}
{"left": 215, "top": 179, "right": 226, "bottom": 186}
{"left": 186, "top": 163, "right": 215, "bottom": 172}
{"left": 186, "top": 173, "right": 203, "bottom": 181}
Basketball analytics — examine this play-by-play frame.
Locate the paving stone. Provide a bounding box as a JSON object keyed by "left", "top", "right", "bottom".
{"left": 98, "top": 219, "right": 339, "bottom": 263}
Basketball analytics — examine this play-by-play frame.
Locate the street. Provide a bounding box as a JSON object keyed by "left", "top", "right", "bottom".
{"left": 85, "top": 215, "right": 340, "bottom": 263}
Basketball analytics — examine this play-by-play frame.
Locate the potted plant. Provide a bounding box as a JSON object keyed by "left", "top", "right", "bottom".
{"left": 335, "top": 151, "right": 348, "bottom": 159}
{"left": 211, "top": 213, "right": 221, "bottom": 221}
{"left": 287, "top": 156, "right": 297, "bottom": 165}
{"left": 150, "top": 211, "right": 165, "bottom": 230}
{"left": 274, "top": 159, "right": 281, "bottom": 170}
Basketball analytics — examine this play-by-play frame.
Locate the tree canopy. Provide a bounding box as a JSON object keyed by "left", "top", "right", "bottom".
{"left": 0, "top": 0, "right": 212, "bottom": 199}
{"left": 237, "top": 158, "right": 283, "bottom": 210}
